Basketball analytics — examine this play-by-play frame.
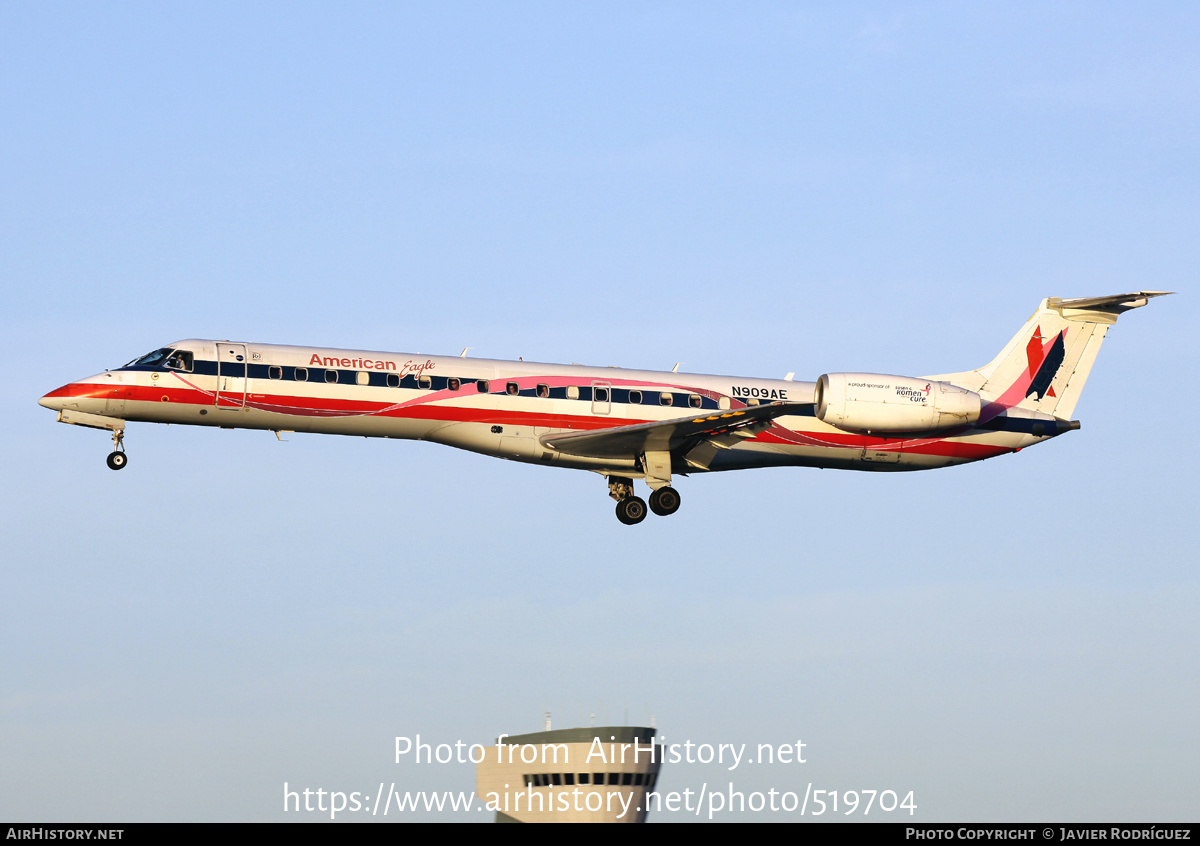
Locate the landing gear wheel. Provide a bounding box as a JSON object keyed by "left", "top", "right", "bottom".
{"left": 615, "top": 496, "right": 648, "bottom": 525}
{"left": 106, "top": 451, "right": 128, "bottom": 471}
{"left": 648, "top": 486, "right": 681, "bottom": 516}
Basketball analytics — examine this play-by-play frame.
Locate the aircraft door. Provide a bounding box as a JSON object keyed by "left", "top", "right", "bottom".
{"left": 216, "top": 343, "right": 248, "bottom": 408}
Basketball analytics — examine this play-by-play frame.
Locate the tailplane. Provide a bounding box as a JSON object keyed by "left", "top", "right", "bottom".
{"left": 932, "top": 291, "right": 1171, "bottom": 419}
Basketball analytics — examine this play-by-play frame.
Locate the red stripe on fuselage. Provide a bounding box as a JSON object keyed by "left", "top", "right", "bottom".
{"left": 753, "top": 426, "right": 1010, "bottom": 460}
{"left": 43, "top": 382, "right": 123, "bottom": 400}
{"left": 100, "top": 382, "right": 1011, "bottom": 462}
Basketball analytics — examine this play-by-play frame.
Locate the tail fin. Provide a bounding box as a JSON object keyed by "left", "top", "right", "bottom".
{"left": 932, "top": 291, "right": 1171, "bottom": 419}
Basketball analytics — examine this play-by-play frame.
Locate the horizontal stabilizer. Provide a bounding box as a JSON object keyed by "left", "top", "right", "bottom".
{"left": 541, "top": 402, "right": 811, "bottom": 459}
{"left": 1053, "top": 291, "right": 1173, "bottom": 312}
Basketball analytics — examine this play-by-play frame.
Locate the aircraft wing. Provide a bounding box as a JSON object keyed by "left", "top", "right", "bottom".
{"left": 540, "top": 401, "right": 812, "bottom": 459}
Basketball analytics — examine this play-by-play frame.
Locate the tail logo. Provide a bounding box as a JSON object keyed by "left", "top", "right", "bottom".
{"left": 1026, "top": 329, "right": 1045, "bottom": 378}
{"left": 1026, "top": 330, "right": 1067, "bottom": 401}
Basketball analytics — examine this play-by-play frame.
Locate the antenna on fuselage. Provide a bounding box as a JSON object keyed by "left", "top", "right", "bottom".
{"left": 784, "top": 372, "right": 795, "bottom": 381}
{"left": 459, "top": 347, "right": 471, "bottom": 357}
{"left": 672, "top": 362, "right": 681, "bottom": 372}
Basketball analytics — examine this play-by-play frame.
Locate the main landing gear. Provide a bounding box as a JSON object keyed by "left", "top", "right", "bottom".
{"left": 106, "top": 428, "right": 128, "bottom": 471}
{"left": 607, "top": 476, "right": 681, "bottom": 525}
{"left": 615, "top": 495, "right": 647, "bottom": 525}
{"left": 648, "top": 486, "right": 681, "bottom": 516}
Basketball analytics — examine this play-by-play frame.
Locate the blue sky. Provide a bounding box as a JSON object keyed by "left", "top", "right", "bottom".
{"left": 2, "top": 2, "right": 1196, "bottom": 821}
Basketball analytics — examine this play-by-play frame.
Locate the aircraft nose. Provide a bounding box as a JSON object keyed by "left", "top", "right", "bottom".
{"left": 39, "top": 384, "right": 73, "bottom": 412}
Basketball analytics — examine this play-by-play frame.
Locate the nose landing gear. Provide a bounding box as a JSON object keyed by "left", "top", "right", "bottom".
{"left": 106, "top": 428, "right": 128, "bottom": 471}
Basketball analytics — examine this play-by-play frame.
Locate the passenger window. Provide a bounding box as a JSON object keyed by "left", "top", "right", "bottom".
{"left": 295, "top": 367, "right": 308, "bottom": 382}
{"left": 689, "top": 394, "right": 703, "bottom": 408}
{"left": 387, "top": 373, "right": 400, "bottom": 387}
{"left": 476, "top": 380, "right": 490, "bottom": 393}
{"left": 718, "top": 396, "right": 730, "bottom": 410}
{"left": 419, "top": 375, "right": 431, "bottom": 389}
{"left": 659, "top": 392, "right": 673, "bottom": 407}
{"left": 594, "top": 387, "right": 609, "bottom": 403}
{"left": 566, "top": 386, "right": 580, "bottom": 400}
{"left": 325, "top": 370, "right": 338, "bottom": 384}
{"left": 579, "top": 773, "right": 590, "bottom": 785}
{"left": 747, "top": 398, "right": 760, "bottom": 406}
{"left": 629, "top": 390, "right": 642, "bottom": 404}
{"left": 448, "top": 378, "right": 461, "bottom": 391}
{"left": 536, "top": 384, "right": 549, "bottom": 398}
{"left": 268, "top": 366, "right": 282, "bottom": 380}
{"left": 506, "top": 382, "right": 519, "bottom": 396}
{"left": 356, "top": 371, "right": 369, "bottom": 385}
{"left": 565, "top": 773, "right": 575, "bottom": 785}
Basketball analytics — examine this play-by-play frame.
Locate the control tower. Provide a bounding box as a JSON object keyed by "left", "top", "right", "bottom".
{"left": 475, "top": 725, "right": 663, "bottom": 823}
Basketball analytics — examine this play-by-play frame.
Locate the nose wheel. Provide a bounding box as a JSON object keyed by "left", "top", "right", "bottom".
{"left": 106, "top": 428, "right": 128, "bottom": 471}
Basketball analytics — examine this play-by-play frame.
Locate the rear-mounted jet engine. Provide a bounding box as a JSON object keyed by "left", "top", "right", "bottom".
{"left": 814, "top": 372, "right": 982, "bottom": 434}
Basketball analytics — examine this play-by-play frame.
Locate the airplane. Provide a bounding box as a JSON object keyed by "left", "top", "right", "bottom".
{"left": 39, "top": 291, "right": 1169, "bottom": 524}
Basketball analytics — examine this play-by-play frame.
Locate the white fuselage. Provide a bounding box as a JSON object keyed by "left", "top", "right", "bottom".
{"left": 40, "top": 338, "right": 1057, "bottom": 479}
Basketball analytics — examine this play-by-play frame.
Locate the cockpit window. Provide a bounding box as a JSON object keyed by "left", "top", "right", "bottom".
{"left": 128, "top": 347, "right": 173, "bottom": 367}
{"left": 165, "top": 350, "right": 194, "bottom": 372}
{"left": 127, "top": 347, "right": 193, "bottom": 371}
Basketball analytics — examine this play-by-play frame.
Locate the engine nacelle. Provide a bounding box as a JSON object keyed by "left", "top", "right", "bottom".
{"left": 814, "top": 373, "right": 982, "bottom": 433}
